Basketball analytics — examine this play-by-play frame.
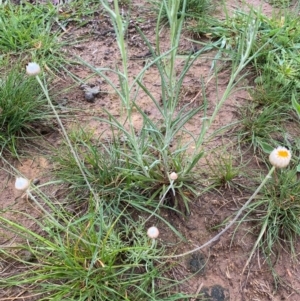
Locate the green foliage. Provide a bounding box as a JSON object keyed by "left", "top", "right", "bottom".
{"left": 0, "top": 203, "right": 187, "bottom": 300}
{"left": 149, "top": 0, "right": 212, "bottom": 24}
{"left": 54, "top": 127, "right": 123, "bottom": 192}
{"left": 250, "top": 13, "right": 300, "bottom": 102}
{"left": 0, "top": 68, "right": 50, "bottom": 156}
{"left": 246, "top": 168, "right": 300, "bottom": 258}
{"left": 189, "top": 10, "right": 300, "bottom": 152}
{"left": 0, "top": 3, "right": 52, "bottom": 51}
{"left": 180, "top": 0, "right": 212, "bottom": 15}
{"left": 238, "top": 102, "right": 290, "bottom": 150}
{"left": 265, "top": 0, "right": 292, "bottom": 7}
{"left": 190, "top": 10, "right": 300, "bottom": 109}
{"left": 73, "top": 1, "right": 260, "bottom": 215}
{"left": 0, "top": 2, "right": 70, "bottom": 70}
{"left": 292, "top": 93, "right": 300, "bottom": 119}
{"left": 3, "top": 0, "right": 298, "bottom": 297}
{"left": 252, "top": 68, "right": 293, "bottom": 105}
{"left": 52, "top": 128, "right": 152, "bottom": 216}
{"left": 55, "top": 0, "right": 104, "bottom": 27}
{"left": 188, "top": 11, "right": 249, "bottom": 54}
{"left": 206, "top": 149, "right": 240, "bottom": 190}
{"left": 118, "top": 0, "right": 132, "bottom": 6}
{"left": 52, "top": 124, "right": 199, "bottom": 216}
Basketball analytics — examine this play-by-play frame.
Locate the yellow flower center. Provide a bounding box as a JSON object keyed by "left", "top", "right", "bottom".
{"left": 278, "top": 150, "right": 289, "bottom": 158}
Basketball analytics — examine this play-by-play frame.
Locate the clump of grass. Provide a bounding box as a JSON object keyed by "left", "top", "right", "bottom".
{"left": 55, "top": 0, "right": 104, "bottom": 27}
{"left": 67, "top": 0, "right": 261, "bottom": 216}
{"left": 52, "top": 127, "right": 147, "bottom": 213}
{"left": 242, "top": 165, "right": 300, "bottom": 270}
{"left": 0, "top": 68, "right": 50, "bottom": 156}
{"left": 187, "top": 11, "right": 247, "bottom": 54}
{"left": 206, "top": 149, "right": 240, "bottom": 190}
{"left": 238, "top": 102, "right": 291, "bottom": 151}
{"left": 149, "top": 0, "right": 212, "bottom": 24}
{"left": 52, "top": 123, "right": 199, "bottom": 218}
{"left": 248, "top": 12, "right": 300, "bottom": 99}
{"left": 0, "top": 197, "right": 188, "bottom": 300}
{"left": 251, "top": 68, "right": 293, "bottom": 105}
{"left": 190, "top": 10, "right": 300, "bottom": 117}
{"left": 265, "top": 0, "right": 292, "bottom": 7}
{"left": 0, "top": 1, "right": 71, "bottom": 71}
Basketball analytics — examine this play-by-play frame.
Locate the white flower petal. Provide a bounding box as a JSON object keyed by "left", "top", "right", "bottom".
{"left": 26, "top": 62, "right": 41, "bottom": 76}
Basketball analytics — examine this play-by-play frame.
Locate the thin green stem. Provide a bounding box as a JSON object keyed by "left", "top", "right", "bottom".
{"left": 144, "top": 180, "right": 176, "bottom": 224}
{"left": 195, "top": 19, "right": 258, "bottom": 151}
{"left": 35, "top": 75, "right": 101, "bottom": 208}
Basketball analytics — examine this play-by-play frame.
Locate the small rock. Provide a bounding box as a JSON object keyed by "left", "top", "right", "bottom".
{"left": 32, "top": 178, "right": 40, "bottom": 185}
{"left": 188, "top": 252, "right": 206, "bottom": 275}
{"left": 85, "top": 86, "right": 100, "bottom": 95}
{"left": 85, "top": 92, "right": 95, "bottom": 102}
{"left": 198, "top": 285, "right": 228, "bottom": 301}
{"left": 81, "top": 84, "right": 101, "bottom": 102}
{"left": 211, "top": 285, "right": 226, "bottom": 301}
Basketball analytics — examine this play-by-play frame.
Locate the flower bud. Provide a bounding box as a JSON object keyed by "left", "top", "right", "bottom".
{"left": 15, "top": 177, "right": 30, "bottom": 191}
{"left": 147, "top": 226, "right": 159, "bottom": 239}
{"left": 26, "top": 62, "right": 41, "bottom": 76}
{"left": 169, "top": 172, "right": 178, "bottom": 180}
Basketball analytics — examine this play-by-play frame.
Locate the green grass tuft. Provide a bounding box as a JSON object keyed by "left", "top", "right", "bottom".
{"left": 149, "top": 0, "right": 212, "bottom": 24}
{"left": 0, "top": 67, "right": 51, "bottom": 156}
{"left": 206, "top": 149, "right": 241, "bottom": 190}
{"left": 0, "top": 202, "right": 187, "bottom": 300}
{"left": 0, "top": 1, "right": 75, "bottom": 72}
{"left": 245, "top": 167, "right": 300, "bottom": 260}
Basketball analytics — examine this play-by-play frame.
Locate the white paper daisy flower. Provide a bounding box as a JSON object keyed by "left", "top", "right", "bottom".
{"left": 147, "top": 226, "right": 159, "bottom": 239}
{"left": 269, "top": 146, "right": 291, "bottom": 168}
{"left": 26, "top": 62, "right": 41, "bottom": 76}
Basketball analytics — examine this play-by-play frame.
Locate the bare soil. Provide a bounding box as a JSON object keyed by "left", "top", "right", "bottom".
{"left": 1, "top": 0, "right": 300, "bottom": 300}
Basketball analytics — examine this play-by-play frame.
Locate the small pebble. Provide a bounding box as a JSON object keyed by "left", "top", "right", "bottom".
{"left": 85, "top": 92, "right": 95, "bottom": 102}
{"left": 32, "top": 178, "right": 40, "bottom": 185}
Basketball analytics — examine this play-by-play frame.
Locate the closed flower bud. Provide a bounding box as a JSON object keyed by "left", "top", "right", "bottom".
{"left": 147, "top": 226, "right": 159, "bottom": 239}
{"left": 15, "top": 177, "right": 30, "bottom": 191}
{"left": 26, "top": 62, "right": 41, "bottom": 76}
{"left": 169, "top": 172, "right": 178, "bottom": 180}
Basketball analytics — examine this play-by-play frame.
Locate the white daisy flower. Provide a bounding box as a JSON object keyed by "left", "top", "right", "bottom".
{"left": 269, "top": 146, "right": 291, "bottom": 168}
{"left": 26, "top": 62, "right": 41, "bottom": 76}
{"left": 147, "top": 226, "right": 159, "bottom": 239}
{"left": 15, "top": 177, "right": 30, "bottom": 191}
